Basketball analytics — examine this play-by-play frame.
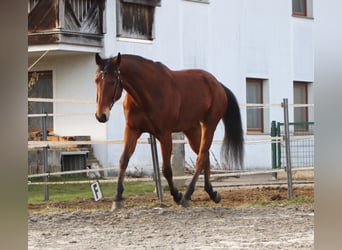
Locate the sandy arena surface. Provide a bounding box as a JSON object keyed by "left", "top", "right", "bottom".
{"left": 28, "top": 184, "right": 314, "bottom": 249}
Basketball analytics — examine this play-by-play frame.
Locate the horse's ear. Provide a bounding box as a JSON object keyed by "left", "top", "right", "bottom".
{"left": 95, "top": 53, "right": 102, "bottom": 66}
{"left": 113, "top": 52, "right": 121, "bottom": 67}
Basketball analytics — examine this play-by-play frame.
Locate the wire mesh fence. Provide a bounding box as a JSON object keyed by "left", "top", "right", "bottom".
{"left": 273, "top": 121, "right": 314, "bottom": 169}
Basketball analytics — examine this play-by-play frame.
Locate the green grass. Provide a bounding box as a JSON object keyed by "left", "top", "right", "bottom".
{"left": 29, "top": 175, "right": 93, "bottom": 183}
{"left": 28, "top": 180, "right": 155, "bottom": 204}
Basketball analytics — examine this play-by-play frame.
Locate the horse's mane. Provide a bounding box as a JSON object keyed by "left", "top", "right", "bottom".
{"left": 122, "top": 54, "right": 154, "bottom": 64}
{"left": 122, "top": 54, "right": 172, "bottom": 76}
{"left": 98, "top": 54, "right": 179, "bottom": 78}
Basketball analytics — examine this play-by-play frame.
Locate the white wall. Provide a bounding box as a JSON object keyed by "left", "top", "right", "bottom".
{"left": 292, "top": 18, "right": 314, "bottom": 82}
{"left": 29, "top": 0, "right": 314, "bottom": 171}
{"left": 101, "top": 0, "right": 313, "bottom": 170}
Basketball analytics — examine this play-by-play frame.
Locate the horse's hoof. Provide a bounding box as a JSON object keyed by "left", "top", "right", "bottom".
{"left": 175, "top": 192, "right": 183, "bottom": 205}
{"left": 181, "top": 198, "right": 191, "bottom": 208}
{"left": 213, "top": 191, "right": 221, "bottom": 203}
{"left": 111, "top": 201, "right": 124, "bottom": 211}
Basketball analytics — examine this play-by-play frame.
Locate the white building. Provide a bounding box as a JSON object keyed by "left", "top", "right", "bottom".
{"left": 28, "top": 0, "right": 314, "bottom": 173}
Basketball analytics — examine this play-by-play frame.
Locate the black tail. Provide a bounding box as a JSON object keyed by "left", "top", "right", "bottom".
{"left": 221, "top": 84, "right": 244, "bottom": 170}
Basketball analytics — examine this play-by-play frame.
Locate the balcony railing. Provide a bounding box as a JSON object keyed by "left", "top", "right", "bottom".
{"left": 28, "top": 0, "right": 105, "bottom": 48}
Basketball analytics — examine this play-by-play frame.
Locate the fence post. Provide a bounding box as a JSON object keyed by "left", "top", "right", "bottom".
{"left": 171, "top": 132, "right": 185, "bottom": 188}
{"left": 271, "top": 121, "right": 277, "bottom": 179}
{"left": 282, "top": 98, "right": 293, "bottom": 199}
{"left": 42, "top": 110, "right": 49, "bottom": 201}
{"left": 277, "top": 122, "right": 281, "bottom": 168}
{"left": 149, "top": 134, "right": 163, "bottom": 203}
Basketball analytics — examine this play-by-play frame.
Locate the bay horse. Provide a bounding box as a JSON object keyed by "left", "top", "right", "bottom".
{"left": 95, "top": 53, "right": 244, "bottom": 209}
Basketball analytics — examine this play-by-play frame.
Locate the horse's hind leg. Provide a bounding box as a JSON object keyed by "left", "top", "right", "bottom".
{"left": 204, "top": 163, "right": 221, "bottom": 203}
{"left": 184, "top": 124, "right": 201, "bottom": 155}
{"left": 113, "top": 127, "right": 141, "bottom": 210}
{"left": 183, "top": 125, "right": 220, "bottom": 206}
{"left": 158, "top": 133, "right": 183, "bottom": 204}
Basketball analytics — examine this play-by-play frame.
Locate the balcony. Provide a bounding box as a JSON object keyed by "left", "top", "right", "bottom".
{"left": 28, "top": 0, "right": 105, "bottom": 49}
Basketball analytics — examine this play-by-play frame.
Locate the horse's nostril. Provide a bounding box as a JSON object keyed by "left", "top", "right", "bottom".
{"left": 95, "top": 113, "right": 107, "bottom": 123}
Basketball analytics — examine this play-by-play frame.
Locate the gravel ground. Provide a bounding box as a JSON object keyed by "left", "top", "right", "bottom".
{"left": 28, "top": 204, "right": 314, "bottom": 250}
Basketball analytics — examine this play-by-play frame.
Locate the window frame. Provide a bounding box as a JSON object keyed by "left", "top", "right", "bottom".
{"left": 28, "top": 70, "right": 54, "bottom": 132}
{"left": 116, "top": 0, "right": 159, "bottom": 41}
{"left": 293, "top": 81, "right": 309, "bottom": 132}
{"left": 292, "top": 0, "right": 308, "bottom": 17}
{"left": 183, "top": 0, "right": 210, "bottom": 4}
{"left": 246, "top": 78, "right": 264, "bottom": 134}
{"left": 121, "top": 0, "right": 161, "bottom": 7}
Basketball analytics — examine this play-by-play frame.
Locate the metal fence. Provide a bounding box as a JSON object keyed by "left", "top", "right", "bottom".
{"left": 272, "top": 121, "right": 314, "bottom": 170}
{"left": 29, "top": 97, "right": 314, "bottom": 200}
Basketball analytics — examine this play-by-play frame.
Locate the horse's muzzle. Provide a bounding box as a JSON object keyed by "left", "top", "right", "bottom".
{"left": 95, "top": 113, "right": 109, "bottom": 123}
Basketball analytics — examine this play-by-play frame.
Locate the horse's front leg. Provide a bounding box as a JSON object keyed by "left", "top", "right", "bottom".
{"left": 158, "top": 133, "right": 183, "bottom": 204}
{"left": 113, "top": 126, "right": 141, "bottom": 210}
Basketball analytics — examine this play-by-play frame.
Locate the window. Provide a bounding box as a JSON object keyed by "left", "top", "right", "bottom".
{"left": 293, "top": 82, "right": 309, "bottom": 131}
{"left": 28, "top": 0, "right": 39, "bottom": 12}
{"left": 184, "top": 0, "right": 210, "bottom": 3}
{"left": 28, "top": 71, "right": 53, "bottom": 132}
{"left": 116, "top": 0, "right": 161, "bottom": 40}
{"left": 292, "top": 0, "right": 313, "bottom": 18}
{"left": 246, "top": 78, "right": 264, "bottom": 133}
{"left": 292, "top": 0, "right": 307, "bottom": 16}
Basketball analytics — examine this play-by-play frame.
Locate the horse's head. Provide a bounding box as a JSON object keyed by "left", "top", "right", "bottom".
{"left": 95, "top": 53, "right": 123, "bottom": 123}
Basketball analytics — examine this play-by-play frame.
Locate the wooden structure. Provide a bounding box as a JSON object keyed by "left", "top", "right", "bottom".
{"left": 28, "top": 0, "right": 105, "bottom": 47}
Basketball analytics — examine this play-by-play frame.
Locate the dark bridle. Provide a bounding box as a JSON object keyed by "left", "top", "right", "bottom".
{"left": 99, "top": 69, "right": 123, "bottom": 110}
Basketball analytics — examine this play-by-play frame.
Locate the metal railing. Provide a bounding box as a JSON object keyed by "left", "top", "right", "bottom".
{"left": 272, "top": 121, "right": 314, "bottom": 170}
